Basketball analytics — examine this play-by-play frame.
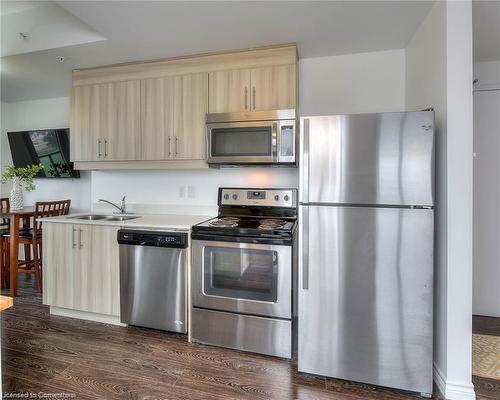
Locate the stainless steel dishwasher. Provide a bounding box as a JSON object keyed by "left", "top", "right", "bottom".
{"left": 118, "top": 229, "right": 188, "bottom": 333}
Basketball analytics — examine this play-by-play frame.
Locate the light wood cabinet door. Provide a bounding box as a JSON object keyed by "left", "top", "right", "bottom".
{"left": 74, "top": 224, "right": 119, "bottom": 316}
{"left": 250, "top": 64, "right": 296, "bottom": 111}
{"left": 72, "top": 224, "right": 92, "bottom": 312}
{"left": 42, "top": 223, "right": 120, "bottom": 317}
{"left": 70, "top": 85, "right": 100, "bottom": 161}
{"left": 208, "top": 69, "right": 250, "bottom": 113}
{"left": 89, "top": 225, "right": 120, "bottom": 316}
{"left": 172, "top": 73, "right": 209, "bottom": 159}
{"left": 70, "top": 81, "right": 141, "bottom": 162}
{"left": 99, "top": 80, "right": 141, "bottom": 161}
{"left": 141, "top": 76, "right": 175, "bottom": 160}
{"left": 42, "top": 223, "right": 76, "bottom": 309}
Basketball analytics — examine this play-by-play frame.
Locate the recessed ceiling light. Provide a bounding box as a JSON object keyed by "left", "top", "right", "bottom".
{"left": 56, "top": 56, "right": 65, "bottom": 63}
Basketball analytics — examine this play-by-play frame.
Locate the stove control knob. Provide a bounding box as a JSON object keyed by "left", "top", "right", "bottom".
{"left": 274, "top": 195, "right": 280, "bottom": 201}
{"left": 223, "top": 194, "right": 230, "bottom": 200}
{"left": 232, "top": 194, "right": 238, "bottom": 200}
{"left": 284, "top": 195, "right": 290, "bottom": 202}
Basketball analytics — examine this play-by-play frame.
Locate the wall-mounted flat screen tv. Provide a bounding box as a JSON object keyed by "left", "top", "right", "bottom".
{"left": 7, "top": 128, "right": 80, "bottom": 178}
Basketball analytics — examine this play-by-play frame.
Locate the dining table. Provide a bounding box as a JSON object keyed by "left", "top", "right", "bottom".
{"left": 0, "top": 206, "right": 35, "bottom": 296}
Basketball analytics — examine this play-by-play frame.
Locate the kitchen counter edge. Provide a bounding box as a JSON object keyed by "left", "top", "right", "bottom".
{"left": 39, "top": 213, "right": 212, "bottom": 231}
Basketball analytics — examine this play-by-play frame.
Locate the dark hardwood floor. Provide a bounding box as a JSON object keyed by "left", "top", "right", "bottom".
{"left": 473, "top": 315, "right": 500, "bottom": 336}
{"left": 0, "top": 279, "right": 477, "bottom": 399}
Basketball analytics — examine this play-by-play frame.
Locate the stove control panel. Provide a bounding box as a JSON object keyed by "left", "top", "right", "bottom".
{"left": 219, "top": 188, "right": 297, "bottom": 208}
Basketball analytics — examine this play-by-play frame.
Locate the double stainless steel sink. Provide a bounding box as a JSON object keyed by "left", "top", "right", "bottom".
{"left": 70, "top": 214, "right": 140, "bottom": 222}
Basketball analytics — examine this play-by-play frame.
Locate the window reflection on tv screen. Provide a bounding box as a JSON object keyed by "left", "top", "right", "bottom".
{"left": 7, "top": 129, "right": 80, "bottom": 178}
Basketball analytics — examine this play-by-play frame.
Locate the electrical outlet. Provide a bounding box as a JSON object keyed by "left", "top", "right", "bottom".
{"left": 187, "top": 186, "right": 196, "bottom": 199}
{"left": 179, "top": 186, "right": 186, "bottom": 198}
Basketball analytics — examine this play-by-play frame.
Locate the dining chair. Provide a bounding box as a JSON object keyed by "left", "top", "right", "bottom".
{"left": 0, "top": 198, "right": 10, "bottom": 288}
{"left": 1, "top": 199, "right": 71, "bottom": 292}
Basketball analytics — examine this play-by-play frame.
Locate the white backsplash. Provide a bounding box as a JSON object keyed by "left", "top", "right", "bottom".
{"left": 91, "top": 167, "right": 299, "bottom": 214}
{"left": 92, "top": 202, "right": 217, "bottom": 216}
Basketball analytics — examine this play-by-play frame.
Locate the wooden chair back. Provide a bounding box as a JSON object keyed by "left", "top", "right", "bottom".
{"left": 33, "top": 200, "right": 71, "bottom": 235}
{"left": 1, "top": 197, "right": 10, "bottom": 226}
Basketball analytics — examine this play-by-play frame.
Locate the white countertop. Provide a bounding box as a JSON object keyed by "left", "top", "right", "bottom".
{"left": 40, "top": 212, "right": 211, "bottom": 231}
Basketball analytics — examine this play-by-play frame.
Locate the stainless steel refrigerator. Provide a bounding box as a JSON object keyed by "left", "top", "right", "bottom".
{"left": 298, "top": 111, "right": 434, "bottom": 395}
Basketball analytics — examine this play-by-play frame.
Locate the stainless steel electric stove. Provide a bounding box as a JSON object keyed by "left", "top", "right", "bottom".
{"left": 191, "top": 188, "right": 298, "bottom": 358}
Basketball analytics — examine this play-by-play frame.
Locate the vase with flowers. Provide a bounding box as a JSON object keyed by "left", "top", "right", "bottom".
{"left": 1, "top": 164, "right": 44, "bottom": 210}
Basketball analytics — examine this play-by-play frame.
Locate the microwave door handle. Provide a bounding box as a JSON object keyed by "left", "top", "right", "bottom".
{"left": 272, "top": 122, "right": 278, "bottom": 161}
{"left": 206, "top": 127, "right": 212, "bottom": 161}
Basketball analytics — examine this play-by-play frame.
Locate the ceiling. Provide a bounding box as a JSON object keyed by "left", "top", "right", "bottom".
{"left": 0, "top": 0, "right": 437, "bottom": 102}
{"left": 0, "top": 0, "right": 492, "bottom": 102}
{"left": 1, "top": 1, "right": 105, "bottom": 57}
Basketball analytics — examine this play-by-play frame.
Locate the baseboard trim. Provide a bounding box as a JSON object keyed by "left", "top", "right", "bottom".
{"left": 433, "top": 363, "right": 476, "bottom": 400}
{"left": 50, "top": 306, "right": 126, "bottom": 326}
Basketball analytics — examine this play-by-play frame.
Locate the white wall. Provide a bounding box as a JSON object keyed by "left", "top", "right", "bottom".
{"left": 0, "top": 97, "right": 91, "bottom": 211}
{"left": 91, "top": 168, "right": 298, "bottom": 214}
{"left": 406, "top": 2, "right": 475, "bottom": 400}
{"left": 299, "top": 49, "right": 406, "bottom": 116}
{"left": 473, "top": 60, "right": 500, "bottom": 316}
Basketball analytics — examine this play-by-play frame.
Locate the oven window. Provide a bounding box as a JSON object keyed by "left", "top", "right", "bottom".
{"left": 210, "top": 127, "right": 272, "bottom": 157}
{"left": 203, "top": 247, "right": 278, "bottom": 302}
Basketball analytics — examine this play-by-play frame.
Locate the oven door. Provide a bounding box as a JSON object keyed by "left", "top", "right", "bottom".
{"left": 192, "top": 239, "right": 292, "bottom": 319}
{"left": 207, "top": 121, "right": 277, "bottom": 164}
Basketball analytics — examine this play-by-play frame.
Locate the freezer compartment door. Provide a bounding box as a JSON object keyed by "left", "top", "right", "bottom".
{"left": 298, "top": 205, "right": 433, "bottom": 394}
{"left": 300, "top": 112, "right": 434, "bottom": 206}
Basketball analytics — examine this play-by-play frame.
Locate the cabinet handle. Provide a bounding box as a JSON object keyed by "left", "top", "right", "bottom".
{"left": 175, "top": 136, "right": 178, "bottom": 157}
{"left": 72, "top": 227, "right": 77, "bottom": 249}
{"left": 98, "top": 140, "right": 102, "bottom": 158}
{"left": 168, "top": 136, "right": 172, "bottom": 157}
{"left": 252, "top": 87, "right": 256, "bottom": 110}
{"left": 244, "top": 87, "right": 248, "bottom": 110}
{"left": 104, "top": 140, "right": 108, "bottom": 158}
{"left": 78, "top": 229, "right": 82, "bottom": 248}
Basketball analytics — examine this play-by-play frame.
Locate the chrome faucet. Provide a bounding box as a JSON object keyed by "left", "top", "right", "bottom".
{"left": 98, "top": 196, "right": 128, "bottom": 214}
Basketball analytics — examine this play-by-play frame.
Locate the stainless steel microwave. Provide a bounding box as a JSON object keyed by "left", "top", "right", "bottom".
{"left": 206, "top": 110, "right": 296, "bottom": 166}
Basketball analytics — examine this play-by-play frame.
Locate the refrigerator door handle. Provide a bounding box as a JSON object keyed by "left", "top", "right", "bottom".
{"left": 302, "top": 206, "right": 309, "bottom": 290}
{"left": 301, "top": 118, "right": 310, "bottom": 203}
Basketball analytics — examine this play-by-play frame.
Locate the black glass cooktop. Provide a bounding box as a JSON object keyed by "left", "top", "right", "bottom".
{"left": 192, "top": 216, "right": 296, "bottom": 239}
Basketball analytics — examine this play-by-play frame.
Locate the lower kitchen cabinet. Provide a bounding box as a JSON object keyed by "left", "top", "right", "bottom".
{"left": 43, "top": 223, "right": 120, "bottom": 317}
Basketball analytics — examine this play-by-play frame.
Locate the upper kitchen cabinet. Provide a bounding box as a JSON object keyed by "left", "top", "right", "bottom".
{"left": 208, "top": 69, "right": 251, "bottom": 113}
{"left": 250, "top": 64, "right": 296, "bottom": 111}
{"left": 141, "top": 76, "right": 176, "bottom": 160}
{"left": 100, "top": 80, "right": 141, "bottom": 161}
{"left": 208, "top": 64, "right": 296, "bottom": 113}
{"left": 173, "top": 73, "right": 209, "bottom": 160}
{"left": 70, "top": 85, "right": 98, "bottom": 161}
{"left": 70, "top": 80, "right": 141, "bottom": 162}
{"left": 141, "top": 72, "right": 208, "bottom": 160}
{"left": 70, "top": 44, "right": 297, "bottom": 169}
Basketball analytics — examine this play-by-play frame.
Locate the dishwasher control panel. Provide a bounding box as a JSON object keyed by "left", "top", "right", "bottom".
{"left": 118, "top": 229, "right": 187, "bottom": 248}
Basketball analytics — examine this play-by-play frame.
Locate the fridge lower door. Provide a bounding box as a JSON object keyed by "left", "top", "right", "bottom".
{"left": 298, "top": 205, "right": 433, "bottom": 394}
